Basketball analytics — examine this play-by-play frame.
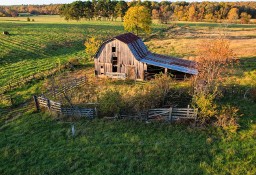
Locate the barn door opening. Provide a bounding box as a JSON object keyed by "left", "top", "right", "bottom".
{"left": 145, "top": 64, "right": 165, "bottom": 79}
{"left": 112, "top": 57, "right": 118, "bottom": 72}
{"left": 127, "top": 66, "right": 136, "bottom": 80}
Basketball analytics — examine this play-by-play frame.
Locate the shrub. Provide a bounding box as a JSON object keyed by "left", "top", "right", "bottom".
{"left": 27, "top": 17, "right": 30, "bottom": 21}
{"left": 249, "top": 88, "right": 256, "bottom": 102}
{"left": 192, "top": 92, "right": 217, "bottom": 125}
{"left": 215, "top": 105, "right": 240, "bottom": 133}
{"left": 98, "top": 89, "right": 123, "bottom": 117}
{"left": 68, "top": 57, "right": 80, "bottom": 66}
{"left": 32, "top": 19, "right": 35, "bottom": 22}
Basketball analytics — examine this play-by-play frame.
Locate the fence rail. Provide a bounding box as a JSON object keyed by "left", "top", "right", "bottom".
{"left": 106, "top": 72, "right": 126, "bottom": 79}
{"left": 47, "top": 76, "right": 87, "bottom": 97}
{"left": 34, "top": 96, "right": 96, "bottom": 118}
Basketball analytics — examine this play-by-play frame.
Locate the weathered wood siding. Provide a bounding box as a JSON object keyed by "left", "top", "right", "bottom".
{"left": 95, "top": 39, "right": 147, "bottom": 80}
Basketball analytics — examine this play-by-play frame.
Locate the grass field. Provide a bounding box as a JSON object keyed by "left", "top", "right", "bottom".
{"left": 0, "top": 15, "right": 256, "bottom": 174}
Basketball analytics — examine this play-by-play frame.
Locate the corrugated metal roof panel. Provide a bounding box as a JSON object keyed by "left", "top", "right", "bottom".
{"left": 114, "top": 33, "right": 140, "bottom": 44}
{"left": 140, "top": 58, "right": 198, "bottom": 75}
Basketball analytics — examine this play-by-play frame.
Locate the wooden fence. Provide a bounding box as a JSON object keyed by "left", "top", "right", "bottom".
{"left": 145, "top": 106, "right": 198, "bottom": 122}
{"left": 119, "top": 106, "right": 198, "bottom": 122}
{"left": 34, "top": 95, "right": 96, "bottom": 118}
{"left": 47, "top": 76, "right": 87, "bottom": 97}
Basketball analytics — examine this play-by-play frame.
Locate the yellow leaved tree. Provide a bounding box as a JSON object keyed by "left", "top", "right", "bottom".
{"left": 123, "top": 5, "right": 152, "bottom": 36}
{"left": 84, "top": 36, "right": 101, "bottom": 61}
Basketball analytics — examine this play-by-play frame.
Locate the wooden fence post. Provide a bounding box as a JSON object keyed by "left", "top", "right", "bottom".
{"left": 169, "top": 107, "right": 173, "bottom": 122}
{"left": 95, "top": 107, "right": 98, "bottom": 118}
{"left": 187, "top": 105, "right": 190, "bottom": 117}
{"left": 33, "top": 95, "right": 40, "bottom": 112}
{"left": 47, "top": 99, "right": 51, "bottom": 111}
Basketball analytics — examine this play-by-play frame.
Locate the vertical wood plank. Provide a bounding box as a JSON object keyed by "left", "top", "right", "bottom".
{"left": 33, "top": 95, "right": 40, "bottom": 112}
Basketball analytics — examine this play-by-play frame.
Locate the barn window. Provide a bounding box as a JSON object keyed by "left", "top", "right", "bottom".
{"left": 112, "top": 57, "right": 118, "bottom": 65}
{"left": 113, "top": 66, "right": 117, "bottom": 72}
{"left": 112, "top": 47, "right": 116, "bottom": 52}
{"left": 101, "top": 66, "right": 103, "bottom": 68}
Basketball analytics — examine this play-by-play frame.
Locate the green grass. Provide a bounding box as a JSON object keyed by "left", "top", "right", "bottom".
{"left": 0, "top": 20, "right": 124, "bottom": 88}
{"left": 0, "top": 111, "right": 255, "bottom": 175}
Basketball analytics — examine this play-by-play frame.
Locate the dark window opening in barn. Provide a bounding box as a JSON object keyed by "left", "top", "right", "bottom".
{"left": 113, "top": 66, "right": 117, "bottom": 72}
{"left": 101, "top": 66, "right": 103, "bottom": 68}
{"left": 112, "top": 47, "right": 116, "bottom": 52}
{"left": 112, "top": 57, "right": 118, "bottom": 65}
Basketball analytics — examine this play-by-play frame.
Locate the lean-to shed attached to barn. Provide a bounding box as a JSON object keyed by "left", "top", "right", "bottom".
{"left": 94, "top": 33, "right": 198, "bottom": 80}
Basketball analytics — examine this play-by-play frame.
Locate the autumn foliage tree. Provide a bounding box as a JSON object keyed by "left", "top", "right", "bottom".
{"left": 123, "top": 5, "right": 152, "bottom": 36}
{"left": 228, "top": 8, "right": 239, "bottom": 23}
{"left": 192, "top": 37, "right": 235, "bottom": 124}
{"left": 240, "top": 12, "right": 251, "bottom": 24}
{"left": 84, "top": 36, "right": 101, "bottom": 61}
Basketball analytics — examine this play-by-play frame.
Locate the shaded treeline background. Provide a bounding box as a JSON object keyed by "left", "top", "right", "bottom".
{"left": 0, "top": 1, "right": 256, "bottom": 23}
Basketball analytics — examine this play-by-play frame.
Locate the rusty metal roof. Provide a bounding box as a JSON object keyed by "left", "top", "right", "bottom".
{"left": 114, "top": 33, "right": 140, "bottom": 44}
{"left": 95, "top": 33, "right": 198, "bottom": 75}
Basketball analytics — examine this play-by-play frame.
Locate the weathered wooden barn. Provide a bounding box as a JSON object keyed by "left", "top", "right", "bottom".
{"left": 94, "top": 33, "right": 198, "bottom": 80}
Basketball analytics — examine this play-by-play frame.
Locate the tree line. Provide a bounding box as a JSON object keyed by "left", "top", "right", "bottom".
{"left": 59, "top": 1, "right": 256, "bottom": 24}
{"left": 0, "top": 4, "right": 61, "bottom": 17}
{"left": 1, "top": 1, "right": 256, "bottom": 24}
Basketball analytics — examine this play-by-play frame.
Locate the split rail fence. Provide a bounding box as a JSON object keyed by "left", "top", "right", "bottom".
{"left": 34, "top": 95, "right": 96, "bottom": 118}
{"left": 47, "top": 76, "right": 87, "bottom": 97}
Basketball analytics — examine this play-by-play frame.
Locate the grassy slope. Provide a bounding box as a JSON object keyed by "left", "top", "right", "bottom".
{"left": 0, "top": 17, "right": 126, "bottom": 89}
{"left": 0, "top": 112, "right": 255, "bottom": 175}
{"left": 0, "top": 16, "right": 256, "bottom": 174}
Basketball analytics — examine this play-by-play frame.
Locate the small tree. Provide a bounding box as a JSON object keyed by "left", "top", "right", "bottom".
{"left": 84, "top": 36, "right": 101, "bottom": 61}
{"left": 240, "top": 12, "right": 251, "bottom": 24}
{"left": 227, "top": 8, "right": 238, "bottom": 23}
{"left": 192, "top": 37, "right": 235, "bottom": 124}
{"left": 123, "top": 5, "right": 152, "bottom": 36}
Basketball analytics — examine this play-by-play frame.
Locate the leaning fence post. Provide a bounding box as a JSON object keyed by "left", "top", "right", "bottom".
{"left": 47, "top": 99, "right": 51, "bottom": 111}
{"left": 33, "top": 95, "right": 40, "bottom": 112}
{"left": 94, "top": 106, "right": 98, "bottom": 118}
{"left": 71, "top": 124, "right": 75, "bottom": 137}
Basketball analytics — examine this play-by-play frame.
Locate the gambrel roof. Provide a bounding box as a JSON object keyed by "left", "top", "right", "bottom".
{"left": 95, "top": 33, "right": 198, "bottom": 75}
